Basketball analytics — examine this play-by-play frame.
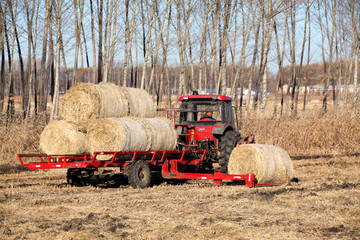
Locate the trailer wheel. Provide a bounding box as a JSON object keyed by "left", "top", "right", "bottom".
{"left": 128, "top": 161, "right": 152, "bottom": 189}
{"left": 218, "top": 131, "right": 241, "bottom": 173}
{"left": 66, "top": 168, "right": 94, "bottom": 186}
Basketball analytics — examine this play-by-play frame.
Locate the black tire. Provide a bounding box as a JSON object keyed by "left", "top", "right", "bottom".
{"left": 218, "top": 131, "right": 241, "bottom": 173}
{"left": 128, "top": 160, "right": 152, "bottom": 189}
{"left": 66, "top": 168, "right": 94, "bottom": 186}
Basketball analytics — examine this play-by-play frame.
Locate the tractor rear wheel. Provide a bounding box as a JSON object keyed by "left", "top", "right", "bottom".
{"left": 128, "top": 160, "right": 152, "bottom": 189}
{"left": 218, "top": 131, "right": 241, "bottom": 173}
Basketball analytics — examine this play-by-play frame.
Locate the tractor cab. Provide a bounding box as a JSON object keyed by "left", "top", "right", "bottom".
{"left": 177, "top": 94, "right": 236, "bottom": 142}
{"left": 178, "top": 95, "right": 234, "bottom": 125}
{"left": 175, "top": 93, "right": 240, "bottom": 172}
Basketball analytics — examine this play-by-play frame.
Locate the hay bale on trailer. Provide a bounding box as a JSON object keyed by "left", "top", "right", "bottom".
{"left": 86, "top": 118, "right": 150, "bottom": 153}
{"left": 121, "top": 87, "right": 156, "bottom": 118}
{"left": 86, "top": 118, "right": 178, "bottom": 154}
{"left": 138, "top": 118, "right": 177, "bottom": 150}
{"left": 228, "top": 144, "right": 293, "bottom": 184}
{"left": 39, "top": 120, "right": 87, "bottom": 155}
{"left": 60, "top": 83, "right": 128, "bottom": 131}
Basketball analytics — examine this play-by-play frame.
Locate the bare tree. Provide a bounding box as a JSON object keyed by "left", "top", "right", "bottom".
{"left": 272, "top": 8, "right": 288, "bottom": 116}
{"left": 38, "top": 0, "right": 50, "bottom": 113}
{"left": 72, "top": 0, "right": 81, "bottom": 84}
{"left": 102, "top": 0, "right": 116, "bottom": 82}
{"left": 123, "top": 0, "right": 131, "bottom": 86}
{"left": 148, "top": 0, "right": 171, "bottom": 94}
{"left": 97, "top": 0, "right": 104, "bottom": 83}
{"left": 8, "top": 0, "right": 27, "bottom": 118}
{"left": 217, "top": 0, "right": 237, "bottom": 95}
{"left": 230, "top": 1, "right": 255, "bottom": 98}
{"left": 175, "top": 0, "right": 190, "bottom": 95}
{"left": 90, "top": 0, "right": 97, "bottom": 83}
{"left": 210, "top": 0, "right": 219, "bottom": 94}
{"left": 259, "top": 0, "right": 273, "bottom": 113}
{"left": 198, "top": 0, "right": 213, "bottom": 92}
{"left": 140, "top": 0, "right": 156, "bottom": 90}
{"left": 4, "top": 4, "right": 16, "bottom": 117}
{"left": 0, "top": 2, "right": 6, "bottom": 112}
{"left": 246, "top": 3, "right": 262, "bottom": 112}
{"left": 109, "top": 0, "right": 122, "bottom": 83}
{"left": 50, "top": 0, "right": 63, "bottom": 121}
{"left": 24, "top": 0, "right": 38, "bottom": 117}
{"left": 294, "top": 0, "right": 310, "bottom": 116}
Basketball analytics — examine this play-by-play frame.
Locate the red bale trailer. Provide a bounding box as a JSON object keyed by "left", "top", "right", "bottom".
{"left": 17, "top": 150, "right": 284, "bottom": 189}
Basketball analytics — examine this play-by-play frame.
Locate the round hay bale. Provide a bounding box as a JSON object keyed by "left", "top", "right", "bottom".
{"left": 40, "top": 120, "right": 87, "bottom": 155}
{"left": 86, "top": 118, "right": 150, "bottom": 153}
{"left": 228, "top": 144, "right": 293, "bottom": 184}
{"left": 138, "top": 118, "right": 177, "bottom": 150}
{"left": 121, "top": 87, "right": 155, "bottom": 118}
{"left": 60, "top": 83, "right": 128, "bottom": 131}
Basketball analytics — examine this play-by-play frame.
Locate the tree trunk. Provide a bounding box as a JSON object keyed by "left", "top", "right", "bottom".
{"left": 73, "top": 0, "right": 80, "bottom": 84}
{"left": 123, "top": 0, "right": 130, "bottom": 86}
{"left": 198, "top": 0, "right": 213, "bottom": 93}
{"left": 0, "top": 3, "right": 5, "bottom": 112}
{"left": 176, "top": 0, "right": 188, "bottom": 96}
{"left": 231, "top": 1, "right": 254, "bottom": 98}
{"left": 8, "top": 0, "right": 27, "bottom": 118}
{"left": 140, "top": 1, "right": 155, "bottom": 90}
{"left": 102, "top": 0, "right": 114, "bottom": 83}
{"left": 260, "top": 0, "right": 273, "bottom": 113}
{"left": 38, "top": 0, "right": 50, "bottom": 113}
{"left": 97, "top": 0, "right": 104, "bottom": 83}
{"left": 50, "top": 0, "right": 63, "bottom": 121}
{"left": 4, "top": 12, "right": 15, "bottom": 117}
{"left": 210, "top": 1, "right": 219, "bottom": 94}
{"left": 90, "top": 0, "right": 97, "bottom": 83}
{"left": 246, "top": 6, "right": 262, "bottom": 112}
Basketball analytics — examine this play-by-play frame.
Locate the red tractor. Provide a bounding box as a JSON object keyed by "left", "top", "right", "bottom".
{"left": 170, "top": 92, "right": 242, "bottom": 173}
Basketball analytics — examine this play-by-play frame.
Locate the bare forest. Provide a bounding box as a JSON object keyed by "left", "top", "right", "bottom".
{"left": 0, "top": 0, "right": 358, "bottom": 119}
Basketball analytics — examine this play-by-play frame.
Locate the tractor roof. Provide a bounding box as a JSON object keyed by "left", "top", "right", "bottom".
{"left": 179, "top": 95, "right": 232, "bottom": 102}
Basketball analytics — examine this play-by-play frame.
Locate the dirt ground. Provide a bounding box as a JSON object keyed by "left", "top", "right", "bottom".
{"left": 0, "top": 155, "right": 359, "bottom": 240}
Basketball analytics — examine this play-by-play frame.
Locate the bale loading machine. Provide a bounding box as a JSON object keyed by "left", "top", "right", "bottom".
{"left": 18, "top": 93, "right": 286, "bottom": 189}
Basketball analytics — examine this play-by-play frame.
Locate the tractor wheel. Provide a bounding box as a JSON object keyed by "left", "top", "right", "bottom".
{"left": 66, "top": 168, "right": 94, "bottom": 186}
{"left": 218, "top": 131, "right": 241, "bottom": 173}
{"left": 128, "top": 160, "right": 152, "bottom": 189}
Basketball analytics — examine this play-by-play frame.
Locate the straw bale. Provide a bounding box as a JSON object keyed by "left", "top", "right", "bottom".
{"left": 60, "top": 83, "right": 128, "bottom": 131}
{"left": 138, "top": 118, "right": 177, "bottom": 150}
{"left": 87, "top": 117, "right": 177, "bottom": 154}
{"left": 228, "top": 144, "right": 293, "bottom": 184}
{"left": 86, "top": 118, "right": 149, "bottom": 153}
{"left": 39, "top": 121, "right": 87, "bottom": 155}
{"left": 121, "top": 87, "right": 156, "bottom": 118}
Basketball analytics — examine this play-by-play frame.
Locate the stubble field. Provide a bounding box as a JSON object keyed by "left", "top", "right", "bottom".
{"left": 0, "top": 95, "right": 360, "bottom": 239}
{"left": 0, "top": 155, "right": 359, "bottom": 240}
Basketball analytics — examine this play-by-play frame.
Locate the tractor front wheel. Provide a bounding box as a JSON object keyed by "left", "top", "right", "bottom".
{"left": 218, "top": 131, "right": 241, "bottom": 173}
{"left": 128, "top": 160, "right": 152, "bottom": 189}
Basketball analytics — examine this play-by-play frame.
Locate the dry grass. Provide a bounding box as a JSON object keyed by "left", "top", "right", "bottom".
{"left": 0, "top": 155, "right": 359, "bottom": 239}
{"left": 240, "top": 109, "right": 360, "bottom": 157}
{"left": 0, "top": 115, "right": 46, "bottom": 166}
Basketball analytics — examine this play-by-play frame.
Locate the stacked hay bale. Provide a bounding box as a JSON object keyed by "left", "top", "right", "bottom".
{"left": 122, "top": 87, "right": 156, "bottom": 118}
{"left": 39, "top": 83, "right": 176, "bottom": 155}
{"left": 228, "top": 144, "right": 293, "bottom": 183}
{"left": 40, "top": 121, "right": 87, "bottom": 155}
{"left": 60, "top": 83, "right": 155, "bottom": 131}
{"left": 87, "top": 118, "right": 177, "bottom": 153}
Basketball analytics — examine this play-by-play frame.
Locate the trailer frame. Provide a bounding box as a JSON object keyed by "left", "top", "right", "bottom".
{"left": 17, "top": 150, "right": 285, "bottom": 188}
